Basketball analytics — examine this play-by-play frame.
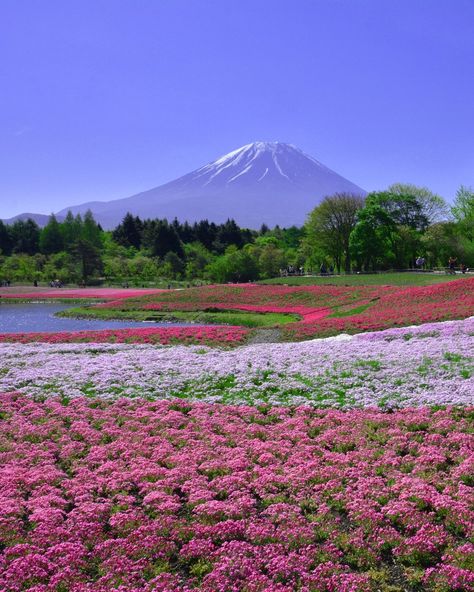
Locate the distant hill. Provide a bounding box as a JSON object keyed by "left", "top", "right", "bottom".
{"left": 7, "top": 142, "right": 366, "bottom": 229}
{"left": 1, "top": 213, "right": 64, "bottom": 227}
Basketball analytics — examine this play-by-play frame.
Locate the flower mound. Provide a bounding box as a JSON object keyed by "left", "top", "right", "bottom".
{"left": 0, "top": 394, "right": 473, "bottom": 592}
{"left": 282, "top": 278, "right": 474, "bottom": 339}
{"left": 0, "top": 326, "right": 248, "bottom": 346}
{"left": 95, "top": 279, "right": 474, "bottom": 341}
{"left": 1, "top": 318, "right": 472, "bottom": 407}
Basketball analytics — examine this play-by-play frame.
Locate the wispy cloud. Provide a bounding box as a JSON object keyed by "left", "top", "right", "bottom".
{"left": 13, "top": 126, "right": 32, "bottom": 137}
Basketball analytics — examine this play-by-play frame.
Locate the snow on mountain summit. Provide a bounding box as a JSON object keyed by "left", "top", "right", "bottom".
{"left": 190, "top": 142, "right": 330, "bottom": 189}
{"left": 56, "top": 142, "right": 366, "bottom": 228}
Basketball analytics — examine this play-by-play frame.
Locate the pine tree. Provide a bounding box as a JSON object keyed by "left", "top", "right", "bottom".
{"left": 113, "top": 213, "right": 142, "bottom": 249}
{"left": 82, "top": 210, "right": 102, "bottom": 250}
{"left": 11, "top": 218, "right": 40, "bottom": 254}
{"left": 0, "top": 220, "right": 13, "bottom": 256}
{"left": 39, "top": 214, "right": 64, "bottom": 254}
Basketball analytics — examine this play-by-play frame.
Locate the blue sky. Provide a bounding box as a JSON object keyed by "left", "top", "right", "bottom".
{"left": 1, "top": 0, "right": 473, "bottom": 218}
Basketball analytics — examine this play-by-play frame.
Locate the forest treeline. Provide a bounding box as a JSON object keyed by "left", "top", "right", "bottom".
{"left": 0, "top": 183, "right": 473, "bottom": 284}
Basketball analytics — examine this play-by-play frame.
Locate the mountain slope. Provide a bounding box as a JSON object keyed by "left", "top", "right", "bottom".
{"left": 57, "top": 142, "right": 366, "bottom": 228}
{"left": 1, "top": 213, "right": 65, "bottom": 226}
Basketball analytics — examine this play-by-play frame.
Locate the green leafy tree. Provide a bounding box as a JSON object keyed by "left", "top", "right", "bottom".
{"left": 128, "top": 256, "right": 161, "bottom": 282}
{"left": 388, "top": 183, "right": 448, "bottom": 224}
{"left": 161, "top": 252, "right": 185, "bottom": 279}
{"left": 0, "top": 253, "right": 39, "bottom": 282}
{"left": 42, "top": 252, "right": 78, "bottom": 283}
{"left": 350, "top": 205, "right": 397, "bottom": 270}
{"left": 206, "top": 246, "right": 259, "bottom": 283}
{"left": 304, "top": 193, "right": 364, "bottom": 273}
{"left": 72, "top": 239, "right": 103, "bottom": 283}
{"left": 254, "top": 240, "right": 287, "bottom": 278}
{"left": 366, "top": 191, "right": 429, "bottom": 232}
{"left": 184, "top": 243, "right": 214, "bottom": 279}
{"left": 452, "top": 185, "right": 474, "bottom": 242}
{"left": 421, "top": 222, "right": 466, "bottom": 267}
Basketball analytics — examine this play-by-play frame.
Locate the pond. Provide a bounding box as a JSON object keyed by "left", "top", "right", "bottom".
{"left": 0, "top": 303, "right": 200, "bottom": 334}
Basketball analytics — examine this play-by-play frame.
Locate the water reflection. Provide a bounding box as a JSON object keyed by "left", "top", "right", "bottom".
{"left": 0, "top": 303, "right": 197, "bottom": 333}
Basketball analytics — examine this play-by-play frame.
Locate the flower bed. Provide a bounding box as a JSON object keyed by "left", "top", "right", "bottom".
{"left": 3, "top": 279, "right": 473, "bottom": 345}
{"left": 0, "top": 325, "right": 248, "bottom": 347}
{"left": 1, "top": 318, "right": 472, "bottom": 407}
{"left": 0, "top": 393, "right": 472, "bottom": 592}
{"left": 93, "top": 280, "right": 474, "bottom": 341}
{"left": 142, "top": 302, "right": 331, "bottom": 323}
{"left": 282, "top": 278, "right": 474, "bottom": 339}
{"left": 0, "top": 288, "right": 166, "bottom": 300}
{"left": 96, "top": 284, "right": 391, "bottom": 314}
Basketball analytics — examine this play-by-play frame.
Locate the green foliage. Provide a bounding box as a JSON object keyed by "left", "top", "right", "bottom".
{"left": 142, "top": 218, "right": 184, "bottom": 259}
{"left": 452, "top": 185, "right": 474, "bottom": 242}
{"left": 304, "top": 193, "right": 364, "bottom": 273}
{"left": 206, "top": 246, "right": 260, "bottom": 283}
{"left": 39, "top": 214, "right": 64, "bottom": 254}
{"left": 10, "top": 218, "right": 40, "bottom": 255}
{"left": 112, "top": 213, "right": 143, "bottom": 249}
{"left": 349, "top": 205, "right": 396, "bottom": 270}
{"left": 0, "top": 220, "right": 13, "bottom": 255}
{"left": 0, "top": 183, "right": 471, "bottom": 284}
{"left": 350, "top": 186, "right": 455, "bottom": 271}
{"left": 366, "top": 191, "right": 429, "bottom": 231}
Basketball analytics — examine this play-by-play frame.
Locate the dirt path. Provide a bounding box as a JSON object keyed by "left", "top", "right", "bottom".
{"left": 246, "top": 327, "right": 283, "bottom": 344}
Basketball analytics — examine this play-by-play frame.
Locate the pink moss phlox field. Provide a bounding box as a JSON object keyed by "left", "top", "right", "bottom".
{"left": 0, "top": 394, "right": 473, "bottom": 592}
{"left": 282, "top": 278, "right": 474, "bottom": 339}
{"left": 0, "top": 326, "right": 248, "bottom": 346}
{"left": 94, "top": 279, "right": 474, "bottom": 340}
{"left": 142, "top": 302, "right": 332, "bottom": 323}
{"left": 104, "top": 283, "right": 388, "bottom": 312}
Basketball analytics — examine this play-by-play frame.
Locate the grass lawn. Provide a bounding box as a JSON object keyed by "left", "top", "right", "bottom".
{"left": 58, "top": 306, "right": 299, "bottom": 328}
{"left": 261, "top": 272, "right": 472, "bottom": 286}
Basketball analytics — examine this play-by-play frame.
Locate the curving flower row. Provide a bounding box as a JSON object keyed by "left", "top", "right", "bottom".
{"left": 0, "top": 394, "right": 472, "bottom": 592}
{"left": 0, "top": 326, "right": 248, "bottom": 346}
{"left": 141, "top": 302, "right": 332, "bottom": 323}
{"left": 0, "top": 288, "right": 166, "bottom": 300}
{"left": 282, "top": 279, "right": 474, "bottom": 339}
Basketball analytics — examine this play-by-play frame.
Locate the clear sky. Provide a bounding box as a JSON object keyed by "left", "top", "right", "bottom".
{"left": 1, "top": 0, "right": 473, "bottom": 218}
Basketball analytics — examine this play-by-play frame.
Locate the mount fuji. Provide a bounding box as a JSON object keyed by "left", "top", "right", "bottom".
{"left": 7, "top": 142, "right": 366, "bottom": 228}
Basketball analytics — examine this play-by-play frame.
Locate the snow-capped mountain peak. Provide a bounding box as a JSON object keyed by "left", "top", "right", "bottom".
{"left": 52, "top": 141, "right": 366, "bottom": 228}
{"left": 190, "top": 141, "right": 331, "bottom": 189}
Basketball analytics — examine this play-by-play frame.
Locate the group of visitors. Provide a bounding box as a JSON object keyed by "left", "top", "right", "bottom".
{"left": 49, "top": 279, "right": 63, "bottom": 288}
{"left": 319, "top": 263, "right": 334, "bottom": 276}
{"left": 1, "top": 279, "right": 11, "bottom": 287}
{"left": 415, "top": 256, "right": 469, "bottom": 274}
{"left": 447, "top": 257, "right": 469, "bottom": 274}
{"left": 279, "top": 265, "right": 305, "bottom": 276}
{"left": 415, "top": 256, "right": 425, "bottom": 268}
